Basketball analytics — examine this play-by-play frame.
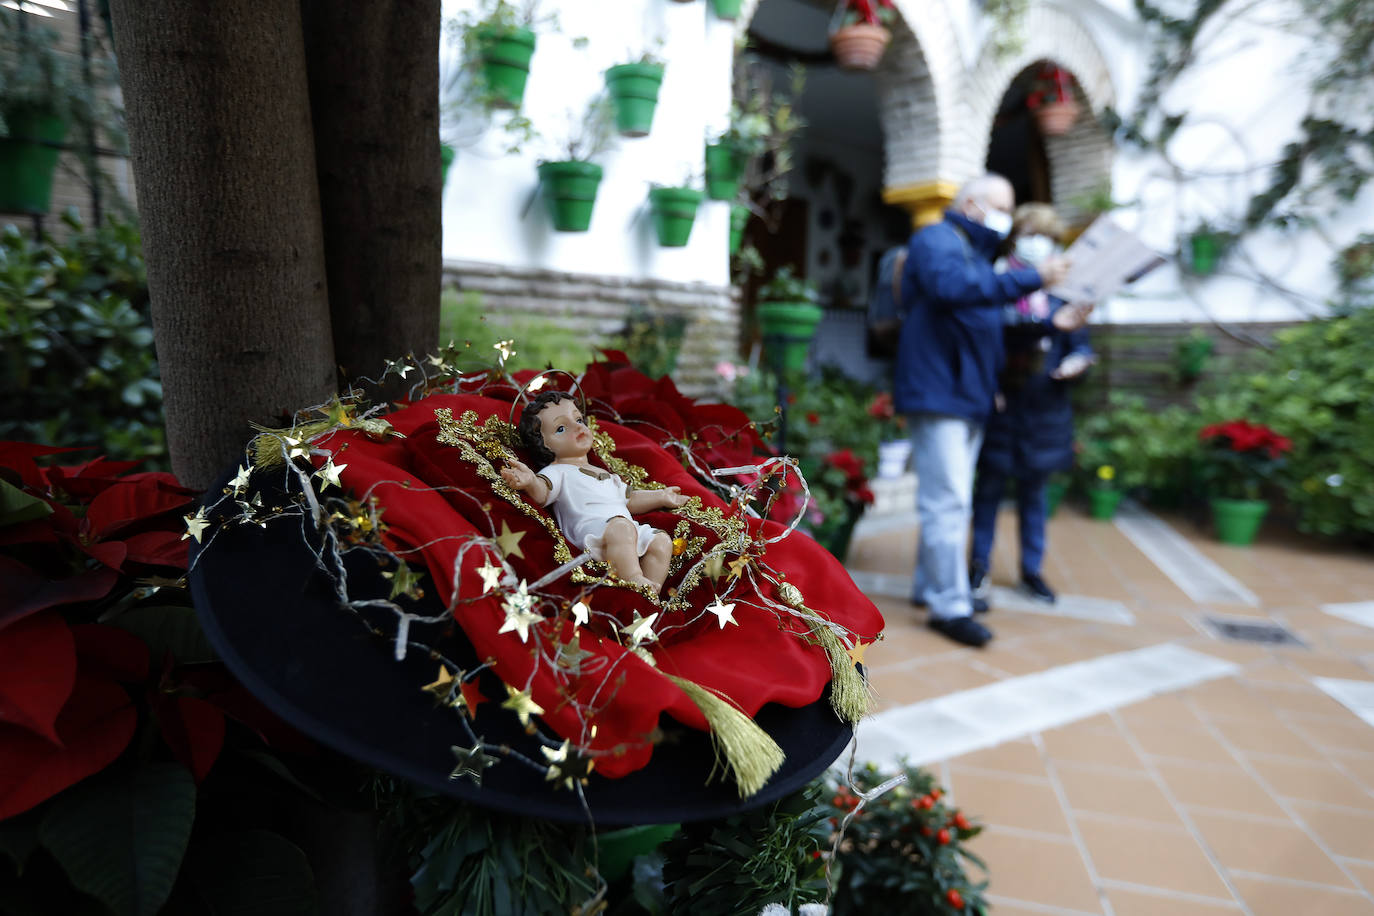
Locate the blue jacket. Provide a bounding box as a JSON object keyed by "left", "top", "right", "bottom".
{"left": 979, "top": 314, "right": 1094, "bottom": 476}
{"left": 893, "top": 211, "right": 1043, "bottom": 423}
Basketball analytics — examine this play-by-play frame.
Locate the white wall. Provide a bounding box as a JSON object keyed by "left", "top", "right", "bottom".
{"left": 440, "top": 0, "right": 735, "bottom": 287}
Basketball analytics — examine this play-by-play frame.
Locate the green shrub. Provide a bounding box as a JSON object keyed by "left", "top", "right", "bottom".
{"left": 439, "top": 288, "right": 599, "bottom": 373}
{"left": 0, "top": 212, "right": 164, "bottom": 463}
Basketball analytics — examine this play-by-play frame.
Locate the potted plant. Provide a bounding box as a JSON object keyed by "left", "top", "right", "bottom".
{"left": 1087, "top": 464, "right": 1124, "bottom": 520}
{"left": 829, "top": 0, "right": 896, "bottom": 71}
{"left": 711, "top": 0, "right": 745, "bottom": 19}
{"left": 1175, "top": 327, "right": 1214, "bottom": 381}
{"left": 0, "top": 20, "right": 114, "bottom": 215}
{"left": 1183, "top": 219, "right": 1237, "bottom": 277}
{"left": 807, "top": 448, "right": 875, "bottom": 560}
{"left": 456, "top": 0, "right": 553, "bottom": 110}
{"left": 729, "top": 203, "right": 750, "bottom": 254}
{"left": 756, "top": 267, "right": 823, "bottom": 372}
{"left": 1027, "top": 63, "right": 1081, "bottom": 136}
{"left": 605, "top": 50, "right": 665, "bottom": 138}
{"left": 1198, "top": 419, "right": 1291, "bottom": 545}
{"left": 536, "top": 95, "right": 615, "bottom": 232}
{"left": 648, "top": 178, "right": 705, "bottom": 247}
{"left": 705, "top": 95, "right": 778, "bottom": 201}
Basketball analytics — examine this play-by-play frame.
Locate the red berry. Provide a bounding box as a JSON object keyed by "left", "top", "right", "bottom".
{"left": 946, "top": 888, "right": 964, "bottom": 909}
{"left": 917, "top": 795, "right": 935, "bottom": 810}
{"left": 811, "top": 850, "right": 823, "bottom": 859}
{"left": 931, "top": 788, "right": 943, "bottom": 800}
{"left": 920, "top": 826, "right": 933, "bottom": 837}
{"left": 937, "top": 828, "right": 951, "bottom": 845}
{"left": 953, "top": 812, "right": 971, "bottom": 830}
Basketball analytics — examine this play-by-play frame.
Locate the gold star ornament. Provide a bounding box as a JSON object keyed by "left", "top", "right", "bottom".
{"left": 476, "top": 559, "right": 505, "bottom": 593}
{"left": 314, "top": 457, "right": 347, "bottom": 492}
{"left": 448, "top": 741, "right": 499, "bottom": 784}
{"left": 182, "top": 507, "right": 210, "bottom": 544}
{"left": 501, "top": 685, "right": 545, "bottom": 727}
{"left": 494, "top": 521, "right": 526, "bottom": 559}
{"left": 705, "top": 598, "right": 739, "bottom": 629}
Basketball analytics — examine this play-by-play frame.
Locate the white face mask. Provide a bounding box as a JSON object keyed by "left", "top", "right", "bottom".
{"left": 1015, "top": 234, "right": 1055, "bottom": 266}
{"left": 979, "top": 206, "right": 1013, "bottom": 238}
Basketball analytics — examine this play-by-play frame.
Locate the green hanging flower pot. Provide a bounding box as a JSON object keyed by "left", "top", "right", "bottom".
{"left": 474, "top": 25, "right": 536, "bottom": 108}
{"left": 0, "top": 111, "right": 68, "bottom": 214}
{"left": 756, "top": 300, "right": 824, "bottom": 372}
{"left": 648, "top": 187, "right": 703, "bottom": 247}
{"left": 440, "top": 144, "right": 455, "bottom": 190}
{"left": 704, "top": 141, "right": 746, "bottom": 201}
{"left": 1087, "top": 487, "right": 1122, "bottom": 520}
{"left": 605, "top": 63, "right": 665, "bottom": 137}
{"left": 1190, "top": 233, "right": 1219, "bottom": 276}
{"left": 710, "top": 0, "right": 745, "bottom": 17}
{"left": 1211, "top": 498, "right": 1268, "bottom": 546}
{"left": 537, "top": 161, "right": 604, "bottom": 232}
{"left": 729, "top": 203, "right": 750, "bottom": 255}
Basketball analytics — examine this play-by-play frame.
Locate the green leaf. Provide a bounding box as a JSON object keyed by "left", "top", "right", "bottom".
{"left": 106, "top": 606, "right": 217, "bottom": 665}
{"left": 0, "top": 817, "right": 39, "bottom": 871}
{"left": 38, "top": 762, "right": 197, "bottom": 916}
{"left": 0, "top": 478, "right": 53, "bottom": 528}
{"left": 184, "top": 830, "right": 317, "bottom": 916}
{"left": 231, "top": 750, "right": 323, "bottom": 803}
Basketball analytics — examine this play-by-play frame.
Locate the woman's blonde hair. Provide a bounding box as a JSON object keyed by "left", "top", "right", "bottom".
{"left": 1012, "top": 203, "right": 1066, "bottom": 243}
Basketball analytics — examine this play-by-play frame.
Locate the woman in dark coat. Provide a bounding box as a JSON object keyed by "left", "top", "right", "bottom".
{"left": 970, "top": 205, "right": 1095, "bottom": 604}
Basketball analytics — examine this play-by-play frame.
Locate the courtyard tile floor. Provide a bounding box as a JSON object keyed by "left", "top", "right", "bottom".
{"left": 845, "top": 503, "right": 1374, "bottom": 915}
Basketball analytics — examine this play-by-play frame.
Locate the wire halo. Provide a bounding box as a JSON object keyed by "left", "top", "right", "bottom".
{"left": 507, "top": 369, "right": 588, "bottom": 428}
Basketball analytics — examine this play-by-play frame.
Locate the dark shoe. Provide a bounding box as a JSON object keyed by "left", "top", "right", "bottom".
{"left": 910, "top": 595, "right": 928, "bottom": 608}
{"left": 972, "top": 595, "right": 990, "bottom": 614}
{"left": 929, "top": 615, "right": 993, "bottom": 647}
{"left": 1021, "top": 571, "right": 1056, "bottom": 604}
{"left": 969, "top": 561, "right": 990, "bottom": 600}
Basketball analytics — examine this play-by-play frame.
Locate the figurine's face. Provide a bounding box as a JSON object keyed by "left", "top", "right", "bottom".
{"left": 538, "top": 399, "right": 592, "bottom": 461}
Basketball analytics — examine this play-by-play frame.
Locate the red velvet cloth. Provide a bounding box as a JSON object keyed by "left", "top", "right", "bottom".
{"left": 315, "top": 394, "right": 884, "bottom": 779}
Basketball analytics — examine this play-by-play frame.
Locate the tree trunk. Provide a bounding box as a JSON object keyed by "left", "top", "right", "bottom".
{"left": 108, "top": 0, "right": 336, "bottom": 490}
{"left": 302, "top": 0, "right": 442, "bottom": 392}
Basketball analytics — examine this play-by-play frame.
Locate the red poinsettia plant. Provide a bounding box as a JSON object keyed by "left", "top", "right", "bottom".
{"left": 0, "top": 443, "right": 315, "bottom": 914}
{"left": 840, "top": 0, "right": 897, "bottom": 27}
{"left": 1198, "top": 419, "right": 1292, "bottom": 500}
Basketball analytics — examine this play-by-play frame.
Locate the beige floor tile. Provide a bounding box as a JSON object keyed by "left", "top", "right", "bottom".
{"left": 1183, "top": 679, "right": 1283, "bottom": 725}
{"left": 1118, "top": 693, "right": 1210, "bottom": 730}
{"left": 947, "top": 738, "right": 1048, "bottom": 778}
{"left": 1245, "top": 755, "right": 1374, "bottom": 812}
{"left": 867, "top": 672, "right": 950, "bottom": 708}
{"left": 1333, "top": 751, "right": 1374, "bottom": 794}
{"left": 1290, "top": 801, "right": 1374, "bottom": 862}
{"left": 1188, "top": 809, "right": 1354, "bottom": 888}
{"left": 1055, "top": 763, "right": 1185, "bottom": 826}
{"left": 1103, "top": 885, "right": 1241, "bottom": 915}
{"left": 1152, "top": 759, "right": 1289, "bottom": 819}
{"left": 1230, "top": 875, "right": 1374, "bottom": 916}
{"left": 980, "top": 898, "right": 1098, "bottom": 916}
{"left": 1240, "top": 660, "right": 1316, "bottom": 687}
{"left": 1207, "top": 715, "right": 1331, "bottom": 763}
{"left": 966, "top": 828, "right": 1101, "bottom": 913}
{"left": 1276, "top": 651, "right": 1374, "bottom": 681}
{"left": 1041, "top": 724, "right": 1144, "bottom": 771}
{"left": 948, "top": 767, "right": 1073, "bottom": 837}
{"left": 1346, "top": 860, "right": 1374, "bottom": 897}
{"left": 970, "top": 646, "right": 1056, "bottom": 678}
{"left": 1123, "top": 719, "right": 1239, "bottom": 767}
{"left": 1287, "top": 716, "right": 1374, "bottom": 756}
{"left": 1248, "top": 683, "right": 1359, "bottom": 721}
{"left": 1075, "top": 816, "right": 1232, "bottom": 899}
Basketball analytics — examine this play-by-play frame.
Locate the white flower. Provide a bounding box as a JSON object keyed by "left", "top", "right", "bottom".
{"left": 1326, "top": 473, "right": 1344, "bottom": 488}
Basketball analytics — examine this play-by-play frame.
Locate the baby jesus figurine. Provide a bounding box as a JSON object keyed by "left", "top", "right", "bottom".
{"left": 501, "top": 391, "right": 690, "bottom": 592}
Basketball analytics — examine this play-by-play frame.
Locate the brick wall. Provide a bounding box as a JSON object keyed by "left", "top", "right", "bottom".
{"left": 443, "top": 260, "right": 740, "bottom": 396}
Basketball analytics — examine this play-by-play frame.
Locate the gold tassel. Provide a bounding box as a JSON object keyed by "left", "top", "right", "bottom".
{"left": 811, "top": 621, "right": 872, "bottom": 724}
{"left": 665, "top": 674, "right": 785, "bottom": 798}
{"left": 248, "top": 419, "right": 338, "bottom": 469}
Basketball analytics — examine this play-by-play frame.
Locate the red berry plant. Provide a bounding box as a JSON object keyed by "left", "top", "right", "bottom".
{"left": 1198, "top": 419, "right": 1292, "bottom": 501}
{"left": 823, "top": 761, "right": 987, "bottom": 915}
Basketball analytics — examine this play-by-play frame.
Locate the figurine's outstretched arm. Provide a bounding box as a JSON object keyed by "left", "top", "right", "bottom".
{"left": 501, "top": 458, "right": 551, "bottom": 505}
{"left": 626, "top": 485, "right": 688, "bottom": 514}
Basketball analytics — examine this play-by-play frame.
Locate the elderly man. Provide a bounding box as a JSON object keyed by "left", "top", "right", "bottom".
{"left": 895, "top": 174, "right": 1077, "bottom": 647}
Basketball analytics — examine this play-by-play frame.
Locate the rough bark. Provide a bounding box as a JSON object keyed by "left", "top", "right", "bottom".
{"left": 302, "top": 0, "right": 442, "bottom": 392}
{"left": 108, "top": 0, "right": 337, "bottom": 489}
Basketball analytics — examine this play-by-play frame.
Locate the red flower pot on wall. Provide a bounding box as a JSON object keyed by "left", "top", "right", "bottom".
{"left": 829, "top": 23, "right": 891, "bottom": 70}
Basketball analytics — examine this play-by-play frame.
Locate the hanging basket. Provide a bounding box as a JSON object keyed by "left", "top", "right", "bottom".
{"left": 704, "top": 142, "right": 746, "bottom": 201}
{"left": 474, "top": 26, "right": 537, "bottom": 109}
{"left": 1189, "top": 233, "right": 1220, "bottom": 276}
{"left": 1033, "top": 99, "right": 1081, "bottom": 136}
{"left": 537, "top": 160, "right": 604, "bottom": 232}
{"left": 605, "top": 63, "right": 665, "bottom": 138}
{"left": 710, "top": 0, "right": 744, "bottom": 18}
{"left": 829, "top": 23, "right": 891, "bottom": 71}
{"left": 648, "top": 187, "right": 704, "bottom": 247}
{"left": 729, "top": 203, "right": 750, "bottom": 255}
{"left": 757, "top": 299, "right": 824, "bottom": 372}
{"left": 0, "top": 111, "right": 68, "bottom": 215}
{"left": 440, "top": 144, "right": 455, "bottom": 190}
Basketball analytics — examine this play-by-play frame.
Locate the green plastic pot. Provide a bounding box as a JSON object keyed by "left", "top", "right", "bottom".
{"left": 757, "top": 299, "right": 824, "bottom": 372}
{"left": 1211, "top": 498, "right": 1268, "bottom": 546}
{"left": 1046, "top": 479, "right": 1067, "bottom": 518}
{"left": 0, "top": 111, "right": 68, "bottom": 215}
{"left": 729, "top": 203, "right": 749, "bottom": 255}
{"left": 440, "top": 144, "right": 455, "bottom": 189}
{"left": 595, "top": 823, "right": 680, "bottom": 884}
{"left": 704, "top": 142, "right": 746, "bottom": 201}
{"left": 1087, "top": 487, "right": 1122, "bottom": 520}
{"left": 1190, "top": 233, "right": 1218, "bottom": 276}
{"left": 475, "top": 26, "right": 536, "bottom": 108}
{"left": 1176, "top": 333, "right": 1213, "bottom": 380}
{"left": 537, "top": 160, "right": 604, "bottom": 232}
{"left": 710, "top": 0, "right": 744, "bottom": 17}
{"left": 605, "top": 63, "right": 665, "bottom": 137}
{"left": 648, "top": 187, "right": 703, "bottom": 247}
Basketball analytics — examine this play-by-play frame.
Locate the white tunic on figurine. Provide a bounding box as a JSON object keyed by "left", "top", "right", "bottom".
{"left": 537, "top": 462, "right": 657, "bottom": 561}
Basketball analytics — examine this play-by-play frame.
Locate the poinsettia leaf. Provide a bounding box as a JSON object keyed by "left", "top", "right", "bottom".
{"left": 106, "top": 606, "right": 217, "bottom": 665}
{"left": 0, "top": 478, "right": 54, "bottom": 528}
{"left": 38, "top": 762, "right": 196, "bottom": 916}
{"left": 121, "top": 530, "right": 190, "bottom": 570}
{"left": 71, "top": 624, "right": 151, "bottom": 683}
{"left": 82, "top": 539, "right": 128, "bottom": 573}
{"left": 154, "top": 696, "right": 225, "bottom": 784}
{"left": 0, "top": 443, "right": 89, "bottom": 491}
{"left": 83, "top": 479, "right": 195, "bottom": 541}
{"left": 0, "top": 676, "right": 137, "bottom": 820}
{"left": 0, "top": 612, "right": 76, "bottom": 743}
{"left": 0, "top": 557, "right": 117, "bottom": 632}
{"left": 184, "top": 829, "right": 318, "bottom": 916}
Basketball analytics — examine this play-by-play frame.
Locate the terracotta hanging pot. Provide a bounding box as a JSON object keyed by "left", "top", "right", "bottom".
{"left": 829, "top": 23, "right": 891, "bottom": 71}
{"left": 1033, "top": 98, "right": 1081, "bottom": 136}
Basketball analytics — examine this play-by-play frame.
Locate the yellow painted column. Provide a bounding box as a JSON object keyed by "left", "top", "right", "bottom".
{"left": 883, "top": 180, "right": 959, "bottom": 228}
